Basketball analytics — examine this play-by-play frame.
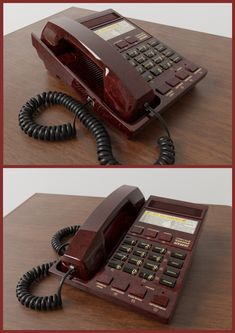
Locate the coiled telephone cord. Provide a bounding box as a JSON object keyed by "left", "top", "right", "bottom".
{"left": 18, "top": 91, "right": 175, "bottom": 165}
{"left": 16, "top": 225, "right": 80, "bottom": 311}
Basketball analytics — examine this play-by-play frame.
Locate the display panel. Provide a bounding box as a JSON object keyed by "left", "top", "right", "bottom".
{"left": 139, "top": 210, "right": 199, "bottom": 234}
{"left": 94, "top": 20, "right": 135, "bottom": 41}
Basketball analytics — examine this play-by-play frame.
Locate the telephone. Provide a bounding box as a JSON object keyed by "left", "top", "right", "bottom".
{"left": 18, "top": 9, "right": 207, "bottom": 165}
{"left": 16, "top": 185, "right": 208, "bottom": 323}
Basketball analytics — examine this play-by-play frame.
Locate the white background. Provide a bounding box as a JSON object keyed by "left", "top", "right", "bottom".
{"left": 4, "top": 3, "right": 232, "bottom": 37}
{"left": 3, "top": 168, "right": 232, "bottom": 216}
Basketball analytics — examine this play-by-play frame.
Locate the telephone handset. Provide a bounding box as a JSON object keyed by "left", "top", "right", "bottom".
{"left": 18, "top": 9, "right": 207, "bottom": 165}
{"left": 16, "top": 185, "right": 208, "bottom": 323}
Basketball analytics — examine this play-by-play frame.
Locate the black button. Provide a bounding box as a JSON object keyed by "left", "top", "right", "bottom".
{"left": 168, "top": 258, "right": 184, "bottom": 269}
{"left": 133, "top": 250, "right": 146, "bottom": 258}
{"left": 170, "top": 54, "right": 182, "bottom": 63}
{"left": 129, "top": 59, "right": 137, "bottom": 67}
{"left": 136, "top": 66, "right": 146, "bottom": 74}
{"left": 144, "top": 262, "right": 159, "bottom": 271}
{"left": 123, "top": 53, "right": 130, "bottom": 60}
{"left": 165, "top": 267, "right": 180, "bottom": 278}
{"left": 119, "top": 245, "right": 132, "bottom": 253}
{"left": 108, "top": 260, "right": 123, "bottom": 270}
{"left": 162, "top": 49, "right": 174, "bottom": 57}
{"left": 114, "top": 252, "right": 128, "bottom": 261}
{"left": 135, "top": 55, "right": 147, "bottom": 64}
{"left": 155, "top": 44, "right": 166, "bottom": 52}
{"left": 143, "top": 60, "right": 155, "bottom": 70}
{"left": 123, "top": 237, "right": 137, "bottom": 246}
{"left": 159, "top": 60, "right": 172, "bottom": 70}
{"left": 155, "top": 84, "right": 171, "bottom": 95}
{"left": 127, "top": 49, "right": 139, "bottom": 57}
{"left": 160, "top": 275, "right": 176, "bottom": 288}
{"left": 171, "top": 251, "right": 186, "bottom": 260}
{"left": 148, "top": 39, "right": 159, "bottom": 47}
{"left": 152, "top": 55, "right": 165, "bottom": 64}
{"left": 142, "top": 72, "right": 154, "bottom": 82}
{"left": 148, "top": 254, "right": 163, "bottom": 263}
{"left": 137, "top": 45, "right": 149, "bottom": 52}
{"left": 128, "top": 256, "right": 143, "bottom": 266}
{"left": 137, "top": 241, "right": 151, "bottom": 250}
{"left": 123, "top": 264, "right": 139, "bottom": 275}
{"left": 150, "top": 66, "right": 163, "bottom": 76}
{"left": 144, "top": 50, "right": 156, "bottom": 58}
{"left": 152, "top": 245, "right": 167, "bottom": 254}
{"left": 115, "top": 40, "right": 129, "bottom": 49}
{"left": 139, "top": 269, "right": 155, "bottom": 281}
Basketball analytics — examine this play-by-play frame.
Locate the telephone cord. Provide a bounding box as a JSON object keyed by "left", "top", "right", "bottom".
{"left": 18, "top": 91, "right": 175, "bottom": 165}
{"left": 16, "top": 225, "right": 80, "bottom": 311}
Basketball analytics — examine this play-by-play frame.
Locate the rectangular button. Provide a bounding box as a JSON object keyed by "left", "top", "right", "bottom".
{"left": 175, "top": 70, "right": 190, "bottom": 80}
{"left": 126, "top": 36, "right": 138, "bottom": 44}
{"left": 160, "top": 276, "right": 176, "bottom": 288}
{"left": 159, "top": 232, "right": 172, "bottom": 242}
{"left": 142, "top": 72, "right": 154, "bottom": 82}
{"left": 139, "top": 270, "right": 155, "bottom": 281}
{"left": 165, "top": 267, "right": 180, "bottom": 278}
{"left": 127, "top": 49, "right": 139, "bottom": 57}
{"left": 119, "top": 245, "right": 132, "bottom": 253}
{"left": 144, "top": 262, "right": 159, "bottom": 271}
{"left": 114, "top": 252, "right": 128, "bottom": 261}
{"left": 185, "top": 63, "right": 198, "bottom": 72}
{"left": 168, "top": 259, "right": 184, "bottom": 269}
{"left": 112, "top": 280, "right": 129, "bottom": 292}
{"left": 152, "top": 55, "right": 165, "bottom": 64}
{"left": 150, "top": 66, "right": 163, "bottom": 76}
{"left": 135, "top": 55, "right": 147, "bottom": 64}
{"left": 152, "top": 245, "right": 166, "bottom": 254}
{"left": 155, "top": 44, "right": 166, "bottom": 52}
{"left": 97, "top": 274, "right": 113, "bottom": 285}
{"left": 152, "top": 295, "right": 169, "bottom": 307}
{"left": 123, "top": 237, "right": 137, "bottom": 246}
{"left": 130, "top": 226, "right": 144, "bottom": 234}
{"left": 129, "top": 59, "right": 137, "bottom": 67}
{"left": 128, "top": 257, "right": 143, "bottom": 266}
{"left": 162, "top": 49, "right": 174, "bottom": 57}
{"left": 143, "top": 60, "right": 155, "bottom": 70}
{"left": 170, "top": 54, "right": 182, "bottom": 63}
{"left": 129, "top": 286, "right": 147, "bottom": 299}
{"left": 166, "top": 77, "right": 181, "bottom": 87}
{"left": 148, "top": 39, "right": 159, "bottom": 47}
{"left": 108, "top": 260, "right": 123, "bottom": 270}
{"left": 133, "top": 250, "right": 146, "bottom": 258}
{"left": 136, "top": 66, "right": 146, "bottom": 74}
{"left": 144, "top": 50, "right": 156, "bottom": 58}
{"left": 137, "top": 241, "right": 151, "bottom": 250}
{"left": 155, "top": 84, "right": 171, "bottom": 95}
{"left": 137, "top": 45, "right": 149, "bottom": 52}
{"left": 171, "top": 251, "right": 187, "bottom": 260}
{"left": 115, "top": 40, "right": 129, "bottom": 49}
{"left": 144, "top": 229, "right": 158, "bottom": 238}
{"left": 148, "top": 254, "right": 163, "bottom": 263}
{"left": 123, "top": 264, "right": 139, "bottom": 275}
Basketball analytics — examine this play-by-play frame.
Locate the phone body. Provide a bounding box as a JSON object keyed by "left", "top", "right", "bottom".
{"left": 50, "top": 185, "right": 208, "bottom": 323}
{"left": 32, "top": 9, "right": 207, "bottom": 137}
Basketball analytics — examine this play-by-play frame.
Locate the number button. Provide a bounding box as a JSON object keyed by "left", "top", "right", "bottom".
{"left": 137, "top": 241, "right": 151, "bottom": 250}
{"left": 127, "top": 49, "right": 139, "bottom": 57}
{"left": 160, "top": 276, "right": 176, "bottom": 288}
{"left": 171, "top": 251, "right": 187, "bottom": 260}
{"left": 152, "top": 246, "right": 166, "bottom": 254}
{"left": 119, "top": 245, "right": 132, "bottom": 253}
{"left": 139, "top": 270, "right": 155, "bottom": 281}
{"left": 123, "top": 265, "right": 139, "bottom": 275}
{"left": 168, "top": 258, "right": 184, "bottom": 269}
{"left": 144, "top": 262, "right": 159, "bottom": 271}
{"left": 133, "top": 250, "right": 146, "bottom": 258}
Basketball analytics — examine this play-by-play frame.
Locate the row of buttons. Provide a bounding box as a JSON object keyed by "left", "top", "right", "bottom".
{"left": 130, "top": 225, "right": 173, "bottom": 242}
{"left": 96, "top": 274, "right": 169, "bottom": 308}
{"left": 115, "top": 36, "right": 139, "bottom": 49}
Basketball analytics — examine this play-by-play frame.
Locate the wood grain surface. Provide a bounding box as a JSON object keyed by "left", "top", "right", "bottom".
{"left": 3, "top": 193, "right": 232, "bottom": 330}
{"left": 4, "top": 7, "right": 232, "bottom": 166}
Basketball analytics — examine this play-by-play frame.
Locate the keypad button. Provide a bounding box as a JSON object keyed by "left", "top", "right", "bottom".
{"left": 127, "top": 49, "right": 139, "bottom": 57}
{"left": 115, "top": 40, "right": 129, "bottom": 49}
{"left": 112, "top": 280, "right": 129, "bottom": 292}
{"left": 130, "top": 226, "right": 144, "bottom": 234}
{"left": 139, "top": 270, "right": 155, "bottom": 281}
{"left": 137, "top": 241, "right": 151, "bottom": 250}
{"left": 108, "top": 260, "right": 123, "bottom": 270}
{"left": 123, "top": 237, "right": 137, "bottom": 246}
{"left": 148, "top": 254, "right": 163, "bottom": 263}
{"left": 143, "top": 60, "right": 155, "bottom": 70}
{"left": 126, "top": 36, "right": 138, "bottom": 44}
{"left": 119, "top": 245, "right": 132, "bottom": 253}
{"left": 170, "top": 54, "right": 182, "bottom": 63}
{"left": 133, "top": 250, "right": 146, "bottom": 258}
{"left": 175, "top": 70, "right": 190, "bottom": 80}
{"left": 114, "top": 252, "right": 128, "bottom": 261}
{"left": 129, "top": 59, "right": 137, "bottom": 67}
{"left": 123, "top": 264, "right": 139, "bottom": 275}
{"left": 152, "top": 55, "right": 165, "bottom": 64}
{"left": 166, "top": 77, "right": 181, "bottom": 87}
{"left": 151, "top": 295, "right": 169, "bottom": 307}
{"left": 160, "top": 275, "right": 176, "bottom": 288}
{"left": 165, "top": 266, "right": 180, "bottom": 278}
{"left": 144, "top": 229, "right": 158, "bottom": 238}
{"left": 129, "top": 285, "right": 147, "bottom": 299}
{"left": 159, "top": 60, "right": 172, "bottom": 70}
{"left": 136, "top": 66, "right": 146, "bottom": 74}
{"left": 137, "top": 45, "right": 149, "bottom": 52}
{"left": 150, "top": 66, "right": 163, "bottom": 76}
{"left": 155, "top": 44, "right": 166, "bottom": 52}
{"left": 144, "top": 50, "right": 156, "bottom": 58}
{"left": 168, "top": 258, "right": 184, "bottom": 269}
{"left": 135, "top": 55, "right": 147, "bottom": 64}
{"left": 123, "top": 53, "right": 130, "bottom": 60}
{"left": 128, "top": 257, "right": 143, "bottom": 266}
{"left": 152, "top": 245, "right": 167, "bottom": 254}
{"left": 97, "top": 274, "right": 113, "bottom": 285}
{"left": 185, "top": 64, "right": 198, "bottom": 72}
{"left": 144, "top": 262, "right": 159, "bottom": 271}
{"left": 155, "top": 84, "right": 171, "bottom": 95}
{"left": 159, "top": 232, "right": 172, "bottom": 242}
{"left": 142, "top": 72, "right": 154, "bottom": 82}
{"left": 148, "top": 39, "right": 159, "bottom": 47}
{"left": 171, "top": 251, "right": 187, "bottom": 260}
{"left": 162, "top": 49, "right": 174, "bottom": 57}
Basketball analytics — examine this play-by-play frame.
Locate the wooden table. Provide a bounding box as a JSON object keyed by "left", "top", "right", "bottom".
{"left": 4, "top": 7, "right": 232, "bottom": 166}
{"left": 4, "top": 193, "right": 232, "bottom": 330}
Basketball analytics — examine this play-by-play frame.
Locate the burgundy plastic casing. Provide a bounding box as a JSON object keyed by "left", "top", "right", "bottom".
{"left": 31, "top": 9, "right": 207, "bottom": 137}
{"left": 50, "top": 186, "right": 208, "bottom": 323}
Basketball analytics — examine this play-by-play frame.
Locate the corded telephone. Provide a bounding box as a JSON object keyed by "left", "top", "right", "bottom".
{"left": 18, "top": 9, "right": 207, "bottom": 165}
{"left": 16, "top": 185, "right": 208, "bottom": 323}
